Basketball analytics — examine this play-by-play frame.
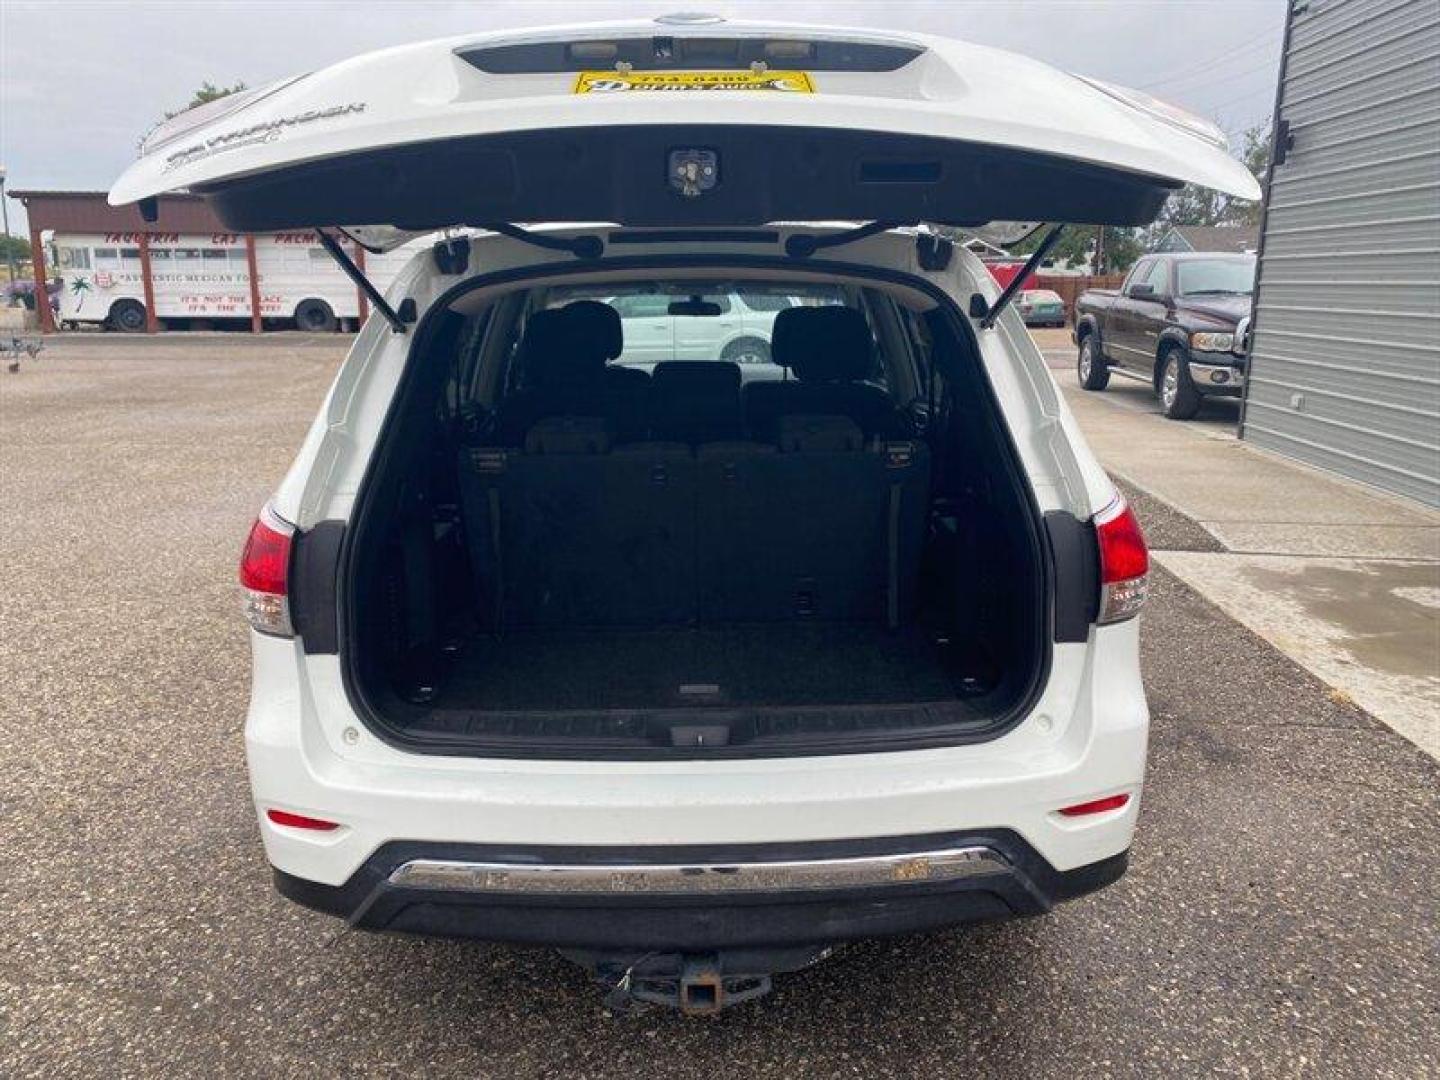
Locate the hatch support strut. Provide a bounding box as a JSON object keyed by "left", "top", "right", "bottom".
{"left": 315, "top": 230, "right": 407, "bottom": 333}
{"left": 784, "top": 221, "right": 909, "bottom": 258}
{"left": 479, "top": 222, "right": 604, "bottom": 259}
{"left": 979, "top": 224, "right": 1064, "bottom": 329}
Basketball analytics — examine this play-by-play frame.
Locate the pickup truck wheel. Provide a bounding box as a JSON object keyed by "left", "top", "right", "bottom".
{"left": 1077, "top": 336, "right": 1109, "bottom": 390}
{"left": 1159, "top": 348, "right": 1202, "bottom": 420}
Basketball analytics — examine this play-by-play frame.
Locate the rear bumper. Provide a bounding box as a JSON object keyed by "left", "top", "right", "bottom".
{"left": 247, "top": 623, "right": 1149, "bottom": 887}
{"left": 274, "top": 831, "right": 1129, "bottom": 950}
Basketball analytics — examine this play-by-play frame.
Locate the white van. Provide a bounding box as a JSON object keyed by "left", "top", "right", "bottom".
{"left": 50, "top": 230, "right": 422, "bottom": 331}
{"left": 111, "top": 16, "right": 1256, "bottom": 1012}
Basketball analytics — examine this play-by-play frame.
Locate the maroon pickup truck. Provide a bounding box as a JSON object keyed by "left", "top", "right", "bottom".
{"left": 1073, "top": 252, "right": 1255, "bottom": 419}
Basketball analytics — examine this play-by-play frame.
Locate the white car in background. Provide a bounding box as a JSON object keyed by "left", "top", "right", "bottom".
{"left": 605, "top": 289, "right": 798, "bottom": 370}
{"left": 111, "top": 16, "right": 1256, "bottom": 1012}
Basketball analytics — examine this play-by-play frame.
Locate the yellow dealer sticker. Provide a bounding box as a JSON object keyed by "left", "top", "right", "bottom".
{"left": 574, "top": 70, "right": 815, "bottom": 94}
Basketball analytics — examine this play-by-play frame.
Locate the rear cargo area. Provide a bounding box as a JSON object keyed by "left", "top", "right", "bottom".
{"left": 342, "top": 274, "right": 1048, "bottom": 756}
{"left": 437, "top": 624, "right": 966, "bottom": 712}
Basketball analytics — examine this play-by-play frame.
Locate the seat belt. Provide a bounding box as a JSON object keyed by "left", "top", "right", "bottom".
{"left": 887, "top": 480, "right": 902, "bottom": 629}
{"left": 488, "top": 485, "right": 504, "bottom": 634}
{"left": 470, "top": 448, "right": 508, "bottom": 634}
{"left": 884, "top": 442, "right": 915, "bottom": 630}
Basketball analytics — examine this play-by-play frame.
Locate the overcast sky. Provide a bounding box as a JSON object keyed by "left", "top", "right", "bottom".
{"left": 0, "top": 0, "right": 1285, "bottom": 234}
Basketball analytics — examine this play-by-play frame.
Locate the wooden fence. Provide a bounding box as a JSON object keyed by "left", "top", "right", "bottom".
{"left": 1033, "top": 274, "right": 1126, "bottom": 324}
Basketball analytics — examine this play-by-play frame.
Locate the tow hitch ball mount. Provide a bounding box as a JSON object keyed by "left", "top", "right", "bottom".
{"left": 561, "top": 946, "right": 834, "bottom": 1014}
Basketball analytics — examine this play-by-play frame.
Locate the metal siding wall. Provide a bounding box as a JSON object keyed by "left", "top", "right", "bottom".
{"left": 1244, "top": 0, "right": 1440, "bottom": 507}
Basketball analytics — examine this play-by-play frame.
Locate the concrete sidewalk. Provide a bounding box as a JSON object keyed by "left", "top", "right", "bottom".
{"left": 1053, "top": 359, "right": 1440, "bottom": 760}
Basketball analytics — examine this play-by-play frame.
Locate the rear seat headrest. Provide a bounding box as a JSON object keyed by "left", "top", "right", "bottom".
{"left": 520, "top": 309, "right": 576, "bottom": 388}
{"left": 771, "top": 306, "right": 873, "bottom": 383}
{"left": 562, "top": 300, "right": 623, "bottom": 362}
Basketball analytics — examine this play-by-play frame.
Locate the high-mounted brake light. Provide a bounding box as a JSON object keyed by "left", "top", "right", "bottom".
{"left": 1095, "top": 495, "right": 1149, "bottom": 624}
{"left": 239, "top": 503, "right": 295, "bottom": 637}
{"left": 265, "top": 808, "right": 340, "bottom": 831}
{"left": 1059, "top": 793, "right": 1131, "bottom": 817}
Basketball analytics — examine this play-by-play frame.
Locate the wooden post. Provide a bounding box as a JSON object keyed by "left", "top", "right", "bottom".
{"left": 245, "top": 234, "right": 263, "bottom": 333}
{"left": 27, "top": 224, "right": 55, "bottom": 333}
{"left": 353, "top": 242, "right": 369, "bottom": 327}
{"left": 137, "top": 233, "right": 159, "bottom": 333}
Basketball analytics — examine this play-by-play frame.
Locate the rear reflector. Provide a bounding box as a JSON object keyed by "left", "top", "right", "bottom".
{"left": 1094, "top": 495, "right": 1149, "bottom": 624}
{"left": 266, "top": 808, "right": 340, "bottom": 831}
{"left": 1058, "top": 793, "right": 1131, "bottom": 817}
{"left": 239, "top": 502, "right": 295, "bottom": 637}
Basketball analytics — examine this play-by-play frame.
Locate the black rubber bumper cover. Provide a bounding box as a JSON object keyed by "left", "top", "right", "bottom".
{"left": 274, "top": 830, "right": 1128, "bottom": 951}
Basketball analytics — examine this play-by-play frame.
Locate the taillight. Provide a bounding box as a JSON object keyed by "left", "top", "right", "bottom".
{"left": 1095, "top": 495, "right": 1149, "bottom": 624}
{"left": 239, "top": 502, "right": 294, "bottom": 637}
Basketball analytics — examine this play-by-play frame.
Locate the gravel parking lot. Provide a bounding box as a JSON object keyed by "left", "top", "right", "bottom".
{"left": 3, "top": 338, "right": 1437, "bottom": 1079}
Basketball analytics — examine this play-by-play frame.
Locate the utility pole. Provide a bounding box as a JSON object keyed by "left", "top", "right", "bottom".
{"left": 0, "top": 165, "right": 17, "bottom": 285}
{"left": 1094, "top": 224, "right": 1106, "bottom": 276}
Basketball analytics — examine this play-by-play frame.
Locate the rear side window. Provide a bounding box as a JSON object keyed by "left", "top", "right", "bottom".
{"left": 735, "top": 290, "right": 793, "bottom": 312}
{"left": 609, "top": 294, "right": 669, "bottom": 318}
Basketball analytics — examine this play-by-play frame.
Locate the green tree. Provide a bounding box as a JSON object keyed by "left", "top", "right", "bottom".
{"left": 1225, "top": 123, "right": 1272, "bottom": 228}
{"left": 1010, "top": 225, "right": 1143, "bottom": 275}
{"left": 164, "top": 80, "right": 248, "bottom": 120}
{"left": 0, "top": 234, "right": 31, "bottom": 265}
{"left": 1148, "top": 121, "right": 1272, "bottom": 236}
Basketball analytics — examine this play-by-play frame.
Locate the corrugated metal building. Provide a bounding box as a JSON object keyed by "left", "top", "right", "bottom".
{"left": 1242, "top": 0, "right": 1440, "bottom": 508}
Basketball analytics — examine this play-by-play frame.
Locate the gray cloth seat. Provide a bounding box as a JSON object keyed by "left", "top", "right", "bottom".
{"left": 493, "top": 302, "right": 650, "bottom": 446}
{"left": 461, "top": 347, "right": 931, "bottom": 630}
{"left": 742, "top": 306, "right": 907, "bottom": 442}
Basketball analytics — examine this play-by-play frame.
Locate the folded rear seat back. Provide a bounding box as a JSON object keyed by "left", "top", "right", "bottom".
{"left": 776, "top": 414, "right": 867, "bottom": 453}
{"left": 698, "top": 418, "right": 930, "bottom": 626}
{"left": 461, "top": 428, "right": 699, "bottom": 630}
{"left": 524, "top": 415, "right": 611, "bottom": 455}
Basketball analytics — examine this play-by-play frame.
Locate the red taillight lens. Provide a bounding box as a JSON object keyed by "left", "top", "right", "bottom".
{"left": 265, "top": 808, "right": 340, "bottom": 831}
{"left": 240, "top": 503, "right": 294, "bottom": 637}
{"left": 1095, "top": 495, "right": 1149, "bottom": 624}
{"left": 1059, "top": 792, "right": 1131, "bottom": 817}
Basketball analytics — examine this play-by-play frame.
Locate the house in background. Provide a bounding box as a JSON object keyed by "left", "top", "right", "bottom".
{"left": 1242, "top": 0, "right": 1438, "bottom": 509}
{"left": 1151, "top": 225, "right": 1259, "bottom": 254}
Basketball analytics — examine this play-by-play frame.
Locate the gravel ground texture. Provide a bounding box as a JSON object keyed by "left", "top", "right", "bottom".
{"left": 1113, "top": 477, "right": 1227, "bottom": 554}
{"left": 2, "top": 339, "right": 1436, "bottom": 1079}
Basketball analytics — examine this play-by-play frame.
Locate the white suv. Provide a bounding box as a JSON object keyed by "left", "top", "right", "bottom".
{"left": 114, "top": 17, "right": 1256, "bottom": 1012}
{"left": 606, "top": 288, "right": 796, "bottom": 370}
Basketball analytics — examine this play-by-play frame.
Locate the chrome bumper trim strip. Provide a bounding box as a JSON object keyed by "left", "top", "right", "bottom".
{"left": 387, "top": 845, "right": 1010, "bottom": 896}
